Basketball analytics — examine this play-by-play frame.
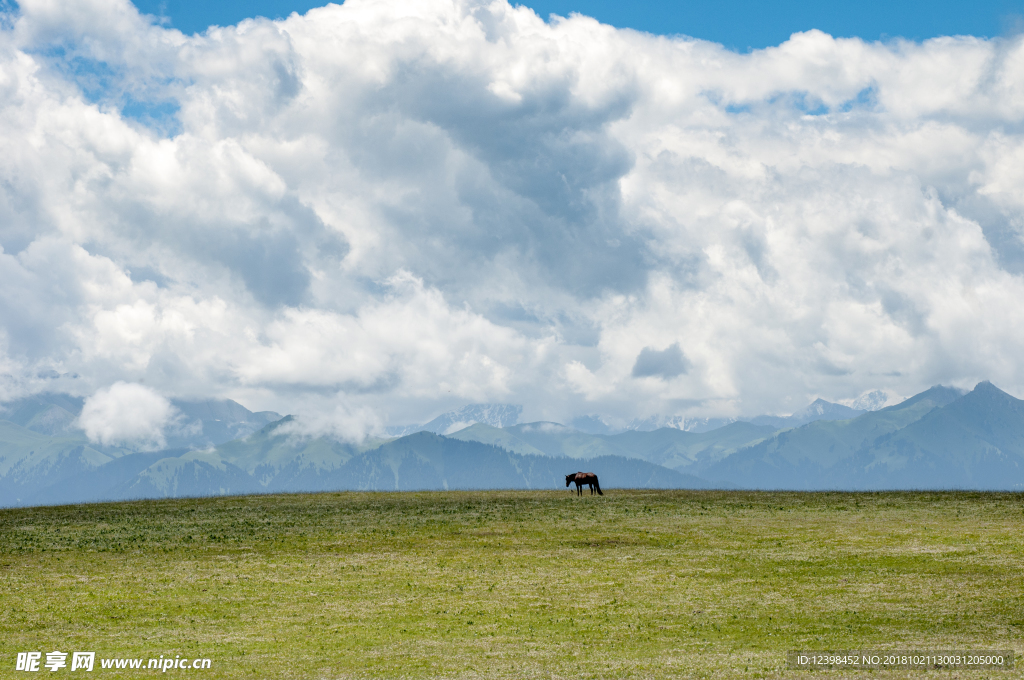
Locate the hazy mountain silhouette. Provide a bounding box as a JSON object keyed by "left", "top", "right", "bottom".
{"left": 4, "top": 382, "right": 1024, "bottom": 506}
{"left": 1, "top": 428, "right": 718, "bottom": 506}
{"left": 385, "top": 404, "right": 523, "bottom": 436}
{"left": 701, "top": 384, "right": 1021, "bottom": 489}
{"left": 0, "top": 394, "right": 282, "bottom": 505}
{"left": 449, "top": 420, "right": 776, "bottom": 472}
{"left": 569, "top": 397, "right": 868, "bottom": 435}
{"left": 746, "top": 398, "right": 865, "bottom": 429}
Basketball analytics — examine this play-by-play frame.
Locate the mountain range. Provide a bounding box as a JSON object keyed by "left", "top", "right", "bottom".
{"left": 390, "top": 397, "right": 874, "bottom": 437}
{"left": 2, "top": 382, "right": 1023, "bottom": 507}
{"left": 385, "top": 403, "right": 523, "bottom": 436}
{"left": 0, "top": 392, "right": 282, "bottom": 445}
{"left": 703, "top": 382, "right": 1024, "bottom": 489}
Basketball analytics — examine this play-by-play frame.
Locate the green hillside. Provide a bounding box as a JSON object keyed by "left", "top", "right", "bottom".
{"left": 862, "top": 382, "right": 1024, "bottom": 487}
{"left": 703, "top": 384, "right": 1014, "bottom": 489}
{"left": 743, "top": 386, "right": 960, "bottom": 470}
{"left": 0, "top": 419, "right": 141, "bottom": 507}
{"left": 503, "top": 422, "right": 630, "bottom": 459}
{"left": 447, "top": 423, "right": 547, "bottom": 456}
{"left": 0, "top": 419, "right": 127, "bottom": 486}
{"left": 608, "top": 421, "right": 777, "bottom": 470}
{"left": 118, "top": 418, "right": 396, "bottom": 498}
{"left": 3, "top": 425, "right": 714, "bottom": 506}
{"left": 0, "top": 420, "right": 93, "bottom": 474}
{"left": 1, "top": 396, "right": 81, "bottom": 435}
{"left": 451, "top": 420, "right": 777, "bottom": 472}
{"left": 339, "top": 432, "right": 715, "bottom": 490}
{"left": 211, "top": 416, "right": 378, "bottom": 474}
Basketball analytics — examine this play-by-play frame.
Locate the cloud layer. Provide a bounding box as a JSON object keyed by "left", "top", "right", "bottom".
{"left": 2, "top": 0, "right": 1024, "bottom": 438}
{"left": 78, "top": 381, "right": 176, "bottom": 448}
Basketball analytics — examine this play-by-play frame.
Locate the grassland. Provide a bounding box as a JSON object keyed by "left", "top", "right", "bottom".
{"left": 1, "top": 490, "right": 1022, "bottom": 679}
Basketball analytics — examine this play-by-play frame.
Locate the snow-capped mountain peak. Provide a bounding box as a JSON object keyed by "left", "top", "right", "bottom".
{"left": 387, "top": 404, "right": 522, "bottom": 436}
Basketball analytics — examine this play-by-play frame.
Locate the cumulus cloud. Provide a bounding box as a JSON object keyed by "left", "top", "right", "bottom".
{"left": 0, "top": 0, "right": 1023, "bottom": 430}
{"left": 274, "top": 403, "right": 385, "bottom": 443}
{"left": 78, "top": 381, "right": 177, "bottom": 448}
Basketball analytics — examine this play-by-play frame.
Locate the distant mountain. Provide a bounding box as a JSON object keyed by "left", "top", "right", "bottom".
{"left": 5, "top": 382, "right": 1024, "bottom": 506}
{"left": 332, "top": 433, "right": 715, "bottom": 491}
{"left": 500, "top": 422, "right": 629, "bottom": 459}
{"left": 27, "top": 449, "right": 191, "bottom": 506}
{"left": 386, "top": 404, "right": 522, "bottom": 436}
{"left": 0, "top": 415, "right": 142, "bottom": 506}
{"left": 607, "top": 422, "right": 779, "bottom": 472}
{"left": 117, "top": 450, "right": 263, "bottom": 500}
{"left": 571, "top": 413, "right": 739, "bottom": 434}
{"left": 0, "top": 394, "right": 283, "bottom": 505}
{"left": 0, "top": 428, "right": 720, "bottom": 506}
{"left": 449, "top": 420, "right": 776, "bottom": 473}
{"left": 849, "top": 389, "right": 895, "bottom": 411}
{"left": 0, "top": 392, "right": 282, "bottom": 449}
{"left": 392, "top": 396, "right": 875, "bottom": 440}
{"left": 262, "top": 432, "right": 717, "bottom": 492}
{"left": 622, "top": 415, "right": 737, "bottom": 434}
{"left": 450, "top": 384, "right": 1024, "bottom": 490}
{"left": 852, "top": 382, "right": 1024, "bottom": 488}
{"left": 0, "top": 393, "right": 85, "bottom": 435}
{"left": 447, "top": 423, "right": 549, "bottom": 456}
{"left": 212, "top": 416, "right": 389, "bottom": 493}
{"left": 569, "top": 415, "right": 619, "bottom": 435}
{"left": 4, "top": 414, "right": 386, "bottom": 506}
{"left": 166, "top": 399, "right": 283, "bottom": 449}
{"left": 605, "top": 397, "right": 871, "bottom": 435}
{"left": 701, "top": 384, "right": 1020, "bottom": 489}
{"left": 747, "top": 399, "right": 865, "bottom": 429}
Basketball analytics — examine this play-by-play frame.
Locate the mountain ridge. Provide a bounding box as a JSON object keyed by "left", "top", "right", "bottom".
{"left": 2, "top": 382, "right": 1023, "bottom": 506}
{"left": 1, "top": 431, "right": 721, "bottom": 506}
{"left": 386, "top": 404, "right": 523, "bottom": 436}
{"left": 702, "top": 382, "right": 1019, "bottom": 489}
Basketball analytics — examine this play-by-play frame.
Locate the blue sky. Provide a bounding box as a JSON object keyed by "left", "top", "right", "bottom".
{"left": 133, "top": 0, "right": 1024, "bottom": 48}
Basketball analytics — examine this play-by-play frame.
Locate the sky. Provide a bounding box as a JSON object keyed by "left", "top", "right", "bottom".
{"left": 2, "top": 0, "right": 1024, "bottom": 445}
{"left": 131, "top": 0, "right": 1024, "bottom": 49}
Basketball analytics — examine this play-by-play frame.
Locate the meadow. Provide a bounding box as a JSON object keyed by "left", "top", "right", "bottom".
{"left": 1, "top": 489, "right": 1022, "bottom": 679}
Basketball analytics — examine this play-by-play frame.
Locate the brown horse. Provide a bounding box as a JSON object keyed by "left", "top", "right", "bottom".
{"left": 565, "top": 472, "right": 603, "bottom": 496}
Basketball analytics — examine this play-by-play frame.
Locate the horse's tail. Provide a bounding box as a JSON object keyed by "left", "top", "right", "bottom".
{"left": 595, "top": 477, "right": 603, "bottom": 495}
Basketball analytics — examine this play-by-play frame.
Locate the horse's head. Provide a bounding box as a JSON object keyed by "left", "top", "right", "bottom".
{"left": 565, "top": 474, "right": 573, "bottom": 487}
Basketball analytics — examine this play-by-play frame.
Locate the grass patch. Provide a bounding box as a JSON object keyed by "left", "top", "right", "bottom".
{"left": 1, "top": 490, "right": 1022, "bottom": 678}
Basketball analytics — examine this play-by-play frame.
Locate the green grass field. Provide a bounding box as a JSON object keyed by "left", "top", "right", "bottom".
{"left": 1, "top": 490, "right": 1022, "bottom": 678}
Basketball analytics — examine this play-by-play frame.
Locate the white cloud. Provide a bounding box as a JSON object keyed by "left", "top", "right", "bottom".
{"left": 0, "top": 0, "right": 1023, "bottom": 430}
{"left": 274, "top": 403, "right": 384, "bottom": 443}
{"left": 78, "top": 381, "right": 177, "bottom": 448}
